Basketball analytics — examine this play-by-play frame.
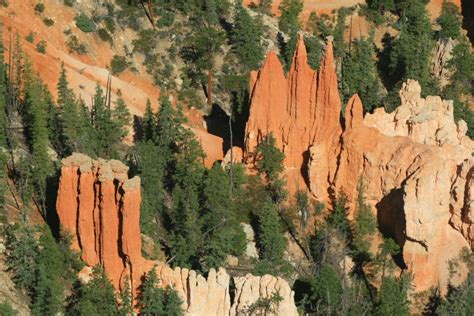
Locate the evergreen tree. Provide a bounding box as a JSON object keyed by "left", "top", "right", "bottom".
{"left": 140, "top": 269, "right": 165, "bottom": 315}
{"left": 4, "top": 223, "right": 38, "bottom": 292}
{"left": 0, "top": 301, "right": 17, "bottom": 316}
{"left": 376, "top": 274, "right": 411, "bottom": 315}
{"left": 91, "top": 84, "right": 117, "bottom": 157}
{"left": 118, "top": 277, "right": 133, "bottom": 316}
{"left": 254, "top": 201, "right": 291, "bottom": 277}
{"left": 140, "top": 269, "right": 184, "bottom": 316}
{"left": 437, "top": 1, "right": 462, "bottom": 40}
{"left": 56, "top": 64, "right": 78, "bottom": 156}
{"left": 69, "top": 266, "right": 119, "bottom": 315}
{"left": 31, "top": 227, "right": 64, "bottom": 316}
{"left": 112, "top": 97, "right": 131, "bottom": 141}
{"left": 351, "top": 180, "right": 377, "bottom": 260}
{"left": 436, "top": 250, "right": 474, "bottom": 315}
{"left": 304, "top": 35, "right": 324, "bottom": 71}
{"left": 136, "top": 140, "right": 166, "bottom": 235}
{"left": 163, "top": 286, "right": 184, "bottom": 316}
{"left": 231, "top": 2, "right": 264, "bottom": 71}
{"left": 255, "top": 134, "right": 283, "bottom": 178}
{"left": 309, "top": 265, "right": 344, "bottom": 314}
{"left": 333, "top": 8, "right": 349, "bottom": 59}
{"left": 342, "top": 36, "right": 382, "bottom": 112}
{"left": 22, "top": 65, "right": 53, "bottom": 213}
{"left": 327, "top": 192, "right": 351, "bottom": 241}
{"left": 141, "top": 99, "right": 155, "bottom": 142}
{"left": 387, "top": 0, "right": 436, "bottom": 97}
{"left": 255, "top": 134, "right": 287, "bottom": 203}
{"left": 278, "top": 0, "right": 303, "bottom": 33}
{"left": 199, "top": 164, "right": 246, "bottom": 271}
{"left": 443, "top": 39, "right": 474, "bottom": 138}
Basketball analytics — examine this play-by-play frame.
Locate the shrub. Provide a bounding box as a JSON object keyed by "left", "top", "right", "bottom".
{"left": 0, "top": 301, "right": 17, "bottom": 316}
{"left": 63, "top": 0, "right": 74, "bottom": 7}
{"left": 43, "top": 18, "right": 54, "bottom": 27}
{"left": 1, "top": 0, "right": 8, "bottom": 8}
{"left": 105, "top": 18, "right": 115, "bottom": 34}
{"left": 34, "top": 3, "right": 45, "bottom": 13}
{"left": 67, "top": 35, "right": 87, "bottom": 55}
{"left": 25, "top": 32, "right": 35, "bottom": 43}
{"left": 156, "top": 8, "right": 175, "bottom": 27}
{"left": 97, "top": 28, "right": 113, "bottom": 44}
{"left": 75, "top": 13, "right": 96, "bottom": 33}
{"left": 110, "top": 55, "right": 128, "bottom": 75}
{"left": 36, "top": 40, "right": 47, "bottom": 54}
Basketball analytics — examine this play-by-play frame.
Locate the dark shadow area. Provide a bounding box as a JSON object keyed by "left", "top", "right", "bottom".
{"left": 133, "top": 114, "right": 143, "bottom": 143}
{"left": 461, "top": 0, "right": 474, "bottom": 46}
{"left": 422, "top": 288, "right": 441, "bottom": 316}
{"left": 300, "top": 149, "right": 311, "bottom": 192}
{"left": 205, "top": 104, "right": 231, "bottom": 152}
{"left": 293, "top": 278, "right": 312, "bottom": 311}
{"left": 376, "top": 188, "right": 408, "bottom": 269}
{"left": 45, "top": 171, "right": 61, "bottom": 239}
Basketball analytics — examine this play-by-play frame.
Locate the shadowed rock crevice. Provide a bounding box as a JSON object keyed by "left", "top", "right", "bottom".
{"left": 376, "top": 188, "right": 408, "bottom": 269}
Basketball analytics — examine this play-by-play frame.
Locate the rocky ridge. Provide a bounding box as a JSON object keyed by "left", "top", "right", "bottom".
{"left": 56, "top": 153, "right": 298, "bottom": 315}
{"left": 244, "top": 36, "right": 474, "bottom": 292}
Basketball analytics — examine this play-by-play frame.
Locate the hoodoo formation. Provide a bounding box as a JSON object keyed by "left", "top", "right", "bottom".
{"left": 244, "top": 36, "right": 474, "bottom": 292}
{"left": 56, "top": 153, "right": 298, "bottom": 315}
{"left": 245, "top": 36, "right": 342, "bottom": 198}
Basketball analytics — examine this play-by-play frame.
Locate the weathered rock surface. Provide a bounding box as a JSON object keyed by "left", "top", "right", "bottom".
{"left": 56, "top": 154, "right": 298, "bottom": 315}
{"left": 335, "top": 94, "right": 473, "bottom": 292}
{"left": 246, "top": 36, "right": 474, "bottom": 292}
{"left": 245, "top": 35, "right": 341, "bottom": 200}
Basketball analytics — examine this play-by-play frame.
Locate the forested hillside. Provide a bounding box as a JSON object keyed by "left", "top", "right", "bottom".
{"left": 0, "top": 0, "right": 473, "bottom": 315}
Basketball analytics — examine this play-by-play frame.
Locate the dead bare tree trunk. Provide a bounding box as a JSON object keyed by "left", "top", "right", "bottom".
{"left": 207, "top": 68, "right": 212, "bottom": 106}
{"left": 139, "top": 0, "right": 155, "bottom": 28}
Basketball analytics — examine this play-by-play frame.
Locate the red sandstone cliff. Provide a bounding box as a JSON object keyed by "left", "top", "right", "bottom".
{"left": 56, "top": 153, "right": 297, "bottom": 315}
{"left": 245, "top": 35, "right": 341, "bottom": 199}
{"left": 244, "top": 38, "right": 474, "bottom": 292}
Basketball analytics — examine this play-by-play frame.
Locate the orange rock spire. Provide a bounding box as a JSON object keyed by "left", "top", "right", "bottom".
{"left": 244, "top": 36, "right": 342, "bottom": 199}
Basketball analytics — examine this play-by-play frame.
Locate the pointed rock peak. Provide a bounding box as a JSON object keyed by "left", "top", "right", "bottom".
{"left": 263, "top": 51, "right": 284, "bottom": 71}
{"left": 320, "top": 38, "right": 335, "bottom": 73}
{"left": 345, "top": 94, "right": 364, "bottom": 130}
{"left": 291, "top": 33, "right": 308, "bottom": 68}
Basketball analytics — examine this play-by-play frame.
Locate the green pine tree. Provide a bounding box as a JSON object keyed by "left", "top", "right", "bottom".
{"left": 140, "top": 268, "right": 165, "bottom": 315}
{"left": 387, "top": 0, "right": 437, "bottom": 98}
{"left": 69, "top": 266, "right": 119, "bottom": 316}
{"left": 163, "top": 286, "right": 184, "bottom": 316}
{"left": 443, "top": 39, "right": 474, "bottom": 138}
{"left": 351, "top": 180, "right": 377, "bottom": 261}
{"left": 342, "top": 36, "right": 382, "bottom": 112}
{"left": 199, "top": 164, "right": 246, "bottom": 271}
{"left": 90, "top": 84, "right": 124, "bottom": 158}
{"left": 4, "top": 223, "right": 38, "bottom": 292}
{"left": 22, "top": 64, "right": 54, "bottom": 212}
{"left": 437, "top": 1, "right": 462, "bottom": 40}
{"left": 254, "top": 201, "right": 291, "bottom": 277}
{"left": 278, "top": 0, "right": 303, "bottom": 33}
{"left": 231, "top": 2, "right": 265, "bottom": 71}
{"left": 142, "top": 99, "right": 155, "bottom": 142}
{"left": 31, "top": 227, "right": 64, "bottom": 316}
{"left": 112, "top": 97, "right": 131, "bottom": 140}
{"left": 376, "top": 274, "right": 411, "bottom": 316}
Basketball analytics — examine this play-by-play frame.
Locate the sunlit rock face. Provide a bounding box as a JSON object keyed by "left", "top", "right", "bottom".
{"left": 56, "top": 153, "right": 298, "bottom": 315}
{"left": 245, "top": 36, "right": 474, "bottom": 292}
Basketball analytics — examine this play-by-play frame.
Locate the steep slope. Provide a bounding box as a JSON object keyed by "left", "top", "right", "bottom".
{"left": 56, "top": 153, "right": 298, "bottom": 315}
{"left": 244, "top": 37, "right": 474, "bottom": 292}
